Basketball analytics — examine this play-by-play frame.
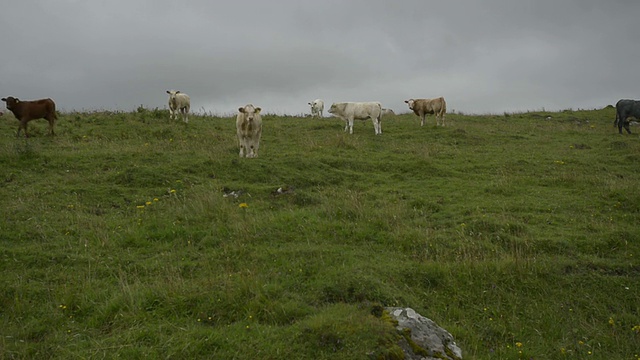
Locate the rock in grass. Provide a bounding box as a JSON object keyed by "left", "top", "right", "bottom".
{"left": 386, "top": 307, "right": 462, "bottom": 360}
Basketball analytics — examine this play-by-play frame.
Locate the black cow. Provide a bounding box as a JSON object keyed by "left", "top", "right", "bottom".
{"left": 614, "top": 99, "right": 640, "bottom": 134}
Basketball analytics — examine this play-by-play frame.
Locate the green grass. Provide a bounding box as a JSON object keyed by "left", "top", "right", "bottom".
{"left": 1, "top": 106, "right": 639, "bottom": 359}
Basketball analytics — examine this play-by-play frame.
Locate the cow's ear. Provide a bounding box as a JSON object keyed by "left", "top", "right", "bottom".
{"left": 238, "top": 107, "right": 245, "bottom": 113}
{"left": 255, "top": 107, "right": 261, "bottom": 113}
{"left": 166, "top": 90, "right": 170, "bottom": 94}
{"left": 176, "top": 91, "right": 181, "bottom": 94}
{"left": 404, "top": 100, "right": 409, "bottom": 104}
{"left": 1, "top": 98, "right": 5, "bottom": 102}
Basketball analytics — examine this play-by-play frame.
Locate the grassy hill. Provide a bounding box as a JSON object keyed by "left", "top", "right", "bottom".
{"left": 1, "top": 106, "right": 638, "bottom": 359}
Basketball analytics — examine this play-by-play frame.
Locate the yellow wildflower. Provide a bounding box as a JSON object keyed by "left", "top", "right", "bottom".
{"left": 136, "top": 205, "right": 145, "bottom": 209}
{"left": 146, "top": 201, "right": 152, "bottom": 206}
{"left": 239, "top": 203, "right": 248, "bottom": 208}
{"left": 515, "top": 342, "right": 523, "bottom": 348}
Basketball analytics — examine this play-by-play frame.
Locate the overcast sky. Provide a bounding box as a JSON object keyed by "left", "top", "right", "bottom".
{"left": 1, "top": 0, "right": 638, "bottom": 116}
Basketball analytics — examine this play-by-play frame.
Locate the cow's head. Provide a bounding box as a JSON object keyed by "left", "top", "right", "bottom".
{"left": 328, "top": 103, "right": 339, "bottom": 114}
{"left": 239, "top": 104, "right": 261, "bottom": 121}
{"left": 404, "top": 99, "right": 415, "bottom": 110}
{"left": 1, "top": 96, "right": 20, "bottom": 111}
{"left": 166, "top": 90, "right": 181, "bottom": 106}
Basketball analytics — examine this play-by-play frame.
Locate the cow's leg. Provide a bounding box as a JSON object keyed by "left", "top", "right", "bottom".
{"left": 441, "top": 113, "right": 445, "bottom": 127}
{"left": 182, "top": 109, "right": 189, "bottom": 123}
{"left": 247, "top": 139, "right": 254, "bottom": 158}
{"left": 616, "top": 115, "right": 631, "bottom": 134}
{"left": 618, "top": 118, "right": 623, "bottom": 134}
{"left": 349, "top": 118, "right": 354, "bottom": 134}
{"left": 48, "top": 118, "right": 55, "bottom": 135}
{"left": 17, "top": 121, "right": 28, "bottom": 138}
{"left": 238, "top": 136, "right": 245, "bottom": 157}
{"left": 254, "top": 135, "right": 260, "bottom": 157}
{"left": 420, "top": 115, "right": 425, "bottom": 127}
{"left": 624, "top": 119, "right": 631, "bottom": 134}
{"left": 373, "top": 117, "right": 382, "bottom": 135}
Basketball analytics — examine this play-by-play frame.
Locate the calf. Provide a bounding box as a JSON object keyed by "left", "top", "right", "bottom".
{"left": 236, "top": 104, "right": 263, "bottom": 158}
{"left": 308, "top": 99, "right": 324, "bottom": 118}
{"left": 1, "top": 96, "right": 57, "bottom": 137}
{"left": 405, "top": 97, "right": 447, "bottom": 127}
{"left": 328, "top": 101, "right": 382, "bottom": 135}
{"left": 166, "top": 90, "right": 191, "bottom": 123}
{"left": 614, "top": 99, "right": 640, "bottom": 134}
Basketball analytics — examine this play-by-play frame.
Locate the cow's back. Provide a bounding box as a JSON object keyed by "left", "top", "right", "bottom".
{"left": 617, "top": 99, "right": 640, "bottom": 115}
{"left": 40, "top": 98, "right": 56, "bottom": 115}
{"left": 20, "top": 98, "right": 56, "bottom": 119}
{"left": 343, "top": 102, "right": 381, "bottom": 118}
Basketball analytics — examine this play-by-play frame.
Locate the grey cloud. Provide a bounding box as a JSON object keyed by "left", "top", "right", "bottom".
{"left": 1, "top": 0, "right": 639, "bottom": 115}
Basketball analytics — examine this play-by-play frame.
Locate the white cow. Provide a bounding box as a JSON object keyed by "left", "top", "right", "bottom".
{"left": 236, "top": 104, "right": 263, "bottom": 158}
{"left": 166, "top": 90, "right": 191, "bottom": 123}
{"left": 308, "top": 99, "right": 324, "bottom": 118}
{"left": 328, "top": 102, "right": 382, "bottom": 135}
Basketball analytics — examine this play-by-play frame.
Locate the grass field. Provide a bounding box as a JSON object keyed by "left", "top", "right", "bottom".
{"left": 1, "top": 106, "right": 639, "bottom": 359}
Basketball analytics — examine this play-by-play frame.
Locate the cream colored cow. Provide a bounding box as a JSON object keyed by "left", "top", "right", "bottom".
{"left": 166, "top": 90, "right": 191, "bottom": 123}
{"left": 236, "top": 104, "right": 263, "bottom": 158}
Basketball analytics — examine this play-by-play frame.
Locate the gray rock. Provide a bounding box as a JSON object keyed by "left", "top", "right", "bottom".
{"left": 386, "top": 307, "right": 462, "bottom": 360}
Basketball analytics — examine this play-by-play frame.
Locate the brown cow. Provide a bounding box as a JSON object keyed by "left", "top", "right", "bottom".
{"left": 404, "top": 97, "right": 447, "bottom": 127}
{"left": 1, "top": 96, "right": 57, "bottom": 137}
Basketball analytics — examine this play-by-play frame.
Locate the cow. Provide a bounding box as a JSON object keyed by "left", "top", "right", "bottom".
{"left": 236, "top": 104, "right": 263, "bottom": 158}
{"left": 381, "top": 108, "right": 395, "bottom": 117}
{"left": 327, "top": 102, "right": 382, "bottom": 135}
{"left": 614, "top": 99, "right": 640, "bottom": 134}
{"left": 308, "top": 99, "right": 324, "bottom": 118}
{"left": 166, "top": 90, "right": 190, "bottom": 123}
{"left": 1, "top": 96, "right": 57, "bottom": 137}
{"left": 404, "top": 97, "right": 447, "bottom": 127}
